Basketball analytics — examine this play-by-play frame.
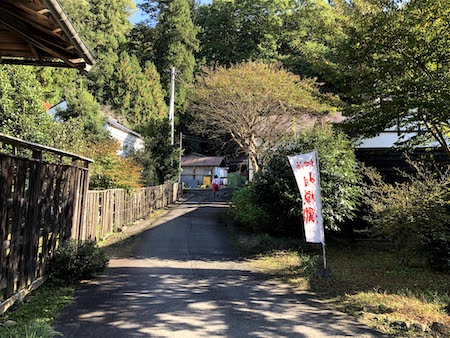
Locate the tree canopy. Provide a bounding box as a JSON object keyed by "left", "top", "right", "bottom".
{"left": 3, "top": 0, "right": 450, "bottom": 191}
{"left": 189, "top": 61, "right": 339, "bottom": 172}
{"left": 0, "top": 66, "right": 58, "bottom": 145}
{"left": 339, "top": 0, "right": 450, "bottom": 155}
{"left": 196, "top": 0, "right": 344, "bottom": 87}
{"left": 142, "top": 0, "right": 200, "bottom": 110}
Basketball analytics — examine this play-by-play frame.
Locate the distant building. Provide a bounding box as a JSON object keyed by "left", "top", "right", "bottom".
{"left": 47, "top": 101, "right": 66, "bottom": 122}
{"left": 181, "top": 155, "right": 227, "bottom": 188}
{"left": 47, "top": 102, "right": 144, "bottom": 156}
{"left": 105, "top": 116, "right": 144, "bottom": 156}
{"left": 356, "top": 124, "right": 439, "bottom": 150}
{"left": 355, "top": 122, "right": 449, "bottom": 182}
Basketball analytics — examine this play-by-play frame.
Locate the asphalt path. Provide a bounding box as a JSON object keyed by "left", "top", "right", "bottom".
{"left": 55, "top": 189, "right": 383, "bottom": 337}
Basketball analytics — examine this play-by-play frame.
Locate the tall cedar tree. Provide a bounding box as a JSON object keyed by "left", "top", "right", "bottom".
{"left": 196, "top": 0, "right": 344, "bottom": 89}
{"left": 59, "top": 0, "right": 135, "bottom": 101}
{"left": 108, "top": 52, "right": 167, "bottom": 129}
{"left": 142, "top": 0, "right": 200, "bottom": 110}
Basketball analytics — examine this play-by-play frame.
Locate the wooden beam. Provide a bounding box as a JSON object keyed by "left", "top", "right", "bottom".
{"left": 0, "top": 14, "right": 80, "bottom": 69}
{"left": 32, "top": 34, "right": 76, "bottom": 57}
{"left": 0, "top": 277, "right": 46, "bottom": 315}
{"left": 0, "top": 3, "right": 62, "bottom": 39}
{"left": 0, "top": 57, "right": 83, "bottom": 68}
{"left": 0, "top": 2, "right": 52, "bottom": 27}
{"left": 28, "top": 43, "right": 41, "bottom": 61}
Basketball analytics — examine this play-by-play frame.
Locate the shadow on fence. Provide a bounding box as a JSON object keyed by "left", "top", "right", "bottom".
{"left": 83, "top": 184, "right": 181, "bottom": 242}
{"left": 0, "top": 133, "right": 181, "bottom": 315}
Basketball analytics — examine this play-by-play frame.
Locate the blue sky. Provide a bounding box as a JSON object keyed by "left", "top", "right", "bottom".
{"left": 130, "top": 0, "right": 212, "bottom": 25}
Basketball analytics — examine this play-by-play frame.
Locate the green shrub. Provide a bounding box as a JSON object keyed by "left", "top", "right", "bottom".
{"left": 252, "top": 126, "right": 362, "bottom": 236}
{"left": 47, "top": 240, "right": 108, "bottom": 284}
{"left": 298, "top": 254, "right": 322, "bottom": 275}
{"left": 230, "top": 185, "right": 270, "bottom": 233}
{"left": 363, "top": 161, "right": 450, "bottom": 269}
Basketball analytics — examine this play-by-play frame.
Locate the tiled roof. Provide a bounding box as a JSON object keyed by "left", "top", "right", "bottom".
{"left": 181, "top": 156, "right": 225, "bottom": 167}
{"left": 106, "top": 117, "right": 142, "bottom": 138}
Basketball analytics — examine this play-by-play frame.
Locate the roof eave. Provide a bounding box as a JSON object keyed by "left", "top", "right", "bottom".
{"left": 43, "top": 0, "right": 96, "bottom": 71}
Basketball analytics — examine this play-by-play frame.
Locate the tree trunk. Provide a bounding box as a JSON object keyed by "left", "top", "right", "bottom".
{"left": 249, "top": 154, "right": 259, "bottom": 175}
{"left": 423, "top": 119, "right": 450, "bottom": 157}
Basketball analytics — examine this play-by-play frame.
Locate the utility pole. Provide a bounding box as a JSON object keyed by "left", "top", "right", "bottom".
{"left": 179, "top": 132, "right": 183, "bottom": 183}
{"left": 168, "top": 66, "right": 175, "bottom": 146}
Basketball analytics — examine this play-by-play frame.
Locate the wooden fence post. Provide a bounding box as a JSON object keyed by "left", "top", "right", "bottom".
{"left": 79, "top": 163, "right": 91, "bottom": 241}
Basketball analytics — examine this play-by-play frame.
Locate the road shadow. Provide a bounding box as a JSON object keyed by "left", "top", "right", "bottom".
{"left": 55, "top": 191, "right": 384, "bottom": 337}
{"left": 55, "top": 264, "right": 383, "bottom": 337}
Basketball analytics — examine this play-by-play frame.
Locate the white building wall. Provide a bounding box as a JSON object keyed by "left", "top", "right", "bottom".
{"left": 105, "top": 124, "right": 144, "bottom": 156}
{"left": 357, "top": 131, "right": 440, "bottom": 149}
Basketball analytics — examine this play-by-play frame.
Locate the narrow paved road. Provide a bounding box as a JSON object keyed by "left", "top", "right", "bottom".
{"left": 55, "top": 190, "right": 382, "bottom": 337}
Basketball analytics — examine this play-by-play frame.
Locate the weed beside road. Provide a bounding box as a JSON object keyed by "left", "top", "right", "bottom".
{"left": 0, "top": 285, "right": 74, "bottom": 337}
{"left": 232, "top": 227, "right": 450, "bottom": 337}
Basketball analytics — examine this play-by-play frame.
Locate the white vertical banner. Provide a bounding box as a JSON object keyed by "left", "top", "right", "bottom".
{"left": 287, "top": 150, "right": 325, "bottom": 244}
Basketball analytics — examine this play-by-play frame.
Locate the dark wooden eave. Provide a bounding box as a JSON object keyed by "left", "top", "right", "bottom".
{"left": 0, "top": 0, "right": 95, "bottom": 71}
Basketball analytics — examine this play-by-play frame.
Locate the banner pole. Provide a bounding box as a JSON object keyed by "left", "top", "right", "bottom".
{"left": 322, "top": 242, "right": 327, "bottom": 270}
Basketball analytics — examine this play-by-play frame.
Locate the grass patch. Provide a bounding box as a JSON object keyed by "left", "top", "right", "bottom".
{"left": 237, "top": 232, "right": 450, "bottom": 337}
{"left": 0, "top": 284, "right": 74, "bottom": 337}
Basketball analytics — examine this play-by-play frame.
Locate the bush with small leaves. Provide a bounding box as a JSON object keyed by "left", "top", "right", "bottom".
{"left": 230, "top": 184, "right": 270, "bottom": 233}
{"left": 363, "top": 160, "right": 450, "bottom": 269}
{"left": 47, "top": 240, "right": 108, "bottom": 285}
{"left": 252, "top": 126, "right": 362, "bottom": 237}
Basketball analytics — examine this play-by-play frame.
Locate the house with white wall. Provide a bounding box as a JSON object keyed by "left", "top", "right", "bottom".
{"left": 181, "top": 155, "right": 227, "bottom": 188}
{"left": 47, "top": 101, "right": 144, "bottom": 156}
{"left": 356, "top": 124, "right": 440, "bottom": 149}
{"left": 355, "top": 122, "right": 449, "bottom": 182}
{"left": 105, "top": 116, "right": 144, "bottom": 156}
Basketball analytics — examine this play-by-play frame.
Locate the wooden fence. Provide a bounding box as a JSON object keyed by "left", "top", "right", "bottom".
{"left": 0, "top": 133, "right": 182, "bottom": 314}
{"left": 0, "top": 133, "right": 92, "bottom": 314}
{"left": 82, "top": 183, "right": 181, "bottom": 241}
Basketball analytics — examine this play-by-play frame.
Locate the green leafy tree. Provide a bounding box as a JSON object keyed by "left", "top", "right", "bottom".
{"left": 142, "top": 0, "right": 200, "bottom": 109}
{"left": 86, "top": 139, "right": 144, "bottom": 190}
{"left": 196, "top": 2, "right": 242, "bottom": 65}
{"left": 56, "top": 81, "right": 108, "bottom": 142}
{"left": 249, "top": 126, "right": 362, "bottom": 236}
{"left": 196, "top": 0, "right": 288, "bottom": 64}
{"left": 106, "top": 52, "right": 167, "bottom": 128}
{"left": 35, "top": 67, "right": 78, "bottom": 106}
{"left": 338, "top": 0, "right": 450, "bottom": 155}
{"left": 0, "top": 65, "right": 59, "bottom": 145}
{"left": 189, "top": 61, "right": 339, "bottom": 173}
{"left": 133, "top": 118, "right": 178, "bottom": 185}
{"left": 196, "top": 0, "right": 344, "bottom": 86}
{"left": 279, "top": 0, "right": 345, "bottom": 87}
{"left": 51, "top": 119, "right": 91, "bottom": 156}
